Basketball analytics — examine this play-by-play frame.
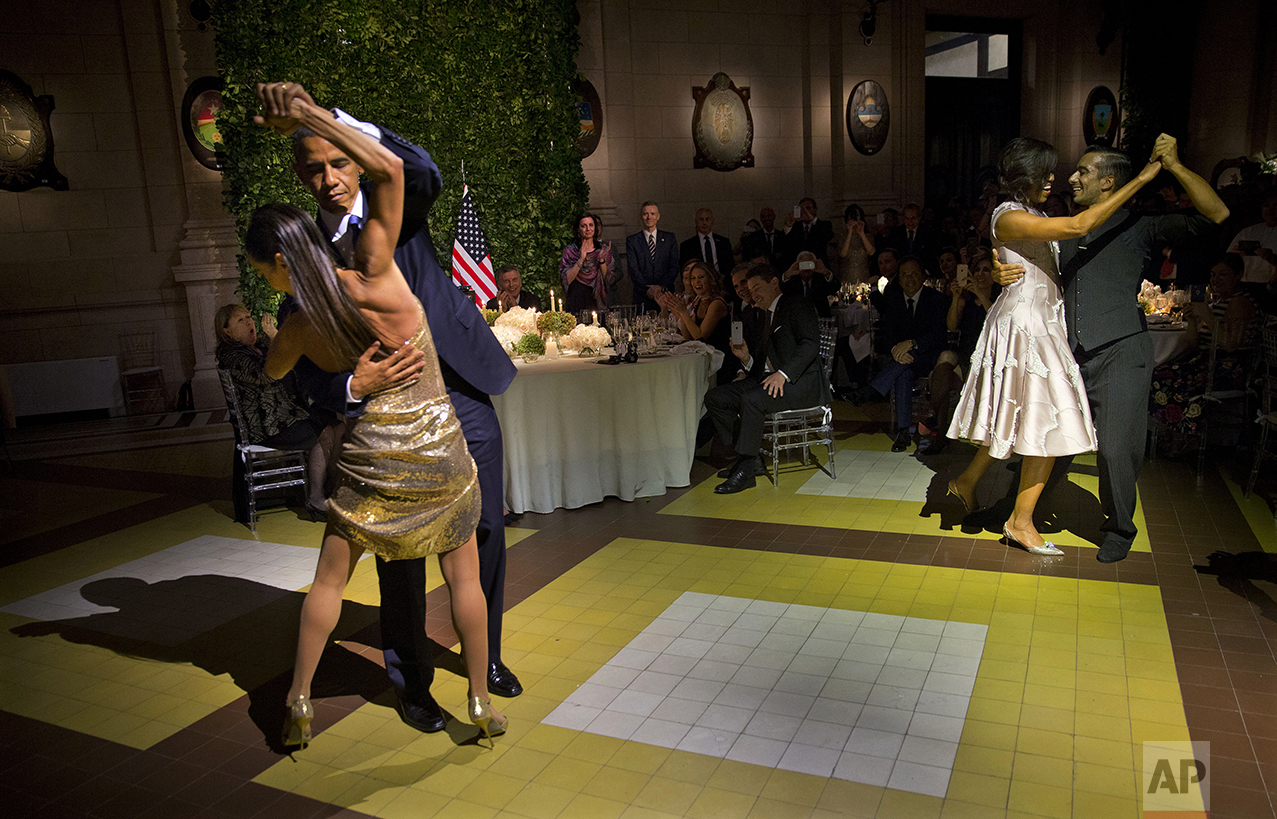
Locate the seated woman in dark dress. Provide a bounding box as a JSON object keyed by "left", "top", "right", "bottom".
{"left": 559, "top": 212, "right": 614, "bottom": 315}
{"left": 1150, "top": 253, "right": 1261, "bottom": 443}
{"left": 214, "top": 303, "right": 336, "bottom": 518}
{"left": 658, "top": 261, "right": 735, "bottom": 382}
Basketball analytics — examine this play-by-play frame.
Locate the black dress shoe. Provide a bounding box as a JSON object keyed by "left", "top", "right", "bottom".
{"left": 1096, "top": 541, "right": 1130, "bottom": 564}
{"left": 717, "top": 458, "right": 768, "bottom": 478}
{"left": 714, "top": 458, "right": 758, "bottom": 494}
{"left": 851, "top": 386, "right": 880, "bottom": 406}
{"left": 488, "top": 661, "right": 523, "bottom": 698}
{"left": 397, "top": 694, "right": 446, "bottom": 733}
{"left": 891, "top": 430, "right": 912, "bottom": 452}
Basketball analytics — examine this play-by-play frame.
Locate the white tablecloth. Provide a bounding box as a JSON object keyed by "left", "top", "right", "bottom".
{"left": 1149, "top": 324, "right": 1193, "bottom": 366}
{"left": 492, "top": 350, "right": 716, "bottom": 513}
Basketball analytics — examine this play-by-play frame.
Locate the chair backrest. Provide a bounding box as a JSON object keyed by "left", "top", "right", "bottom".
{"left": 119, "top": 330, "right": 157, "bottom": 370}
{"left": 818, "top": 324, "right": 837, "bottom": 386}
{"left": 216, "top": 368, "right": 250, "bottom": 448}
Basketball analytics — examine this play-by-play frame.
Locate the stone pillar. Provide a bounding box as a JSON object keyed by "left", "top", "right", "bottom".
{"left": 161, "top": 0, "right": 241, "bottom": 409}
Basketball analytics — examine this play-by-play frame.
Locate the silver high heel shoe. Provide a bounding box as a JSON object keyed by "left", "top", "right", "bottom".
{"left": 1003, "top": 525, "right": 1063, "bottom": 556}
{"left": 283, "top": 694, "right": 314, "bottom": 749}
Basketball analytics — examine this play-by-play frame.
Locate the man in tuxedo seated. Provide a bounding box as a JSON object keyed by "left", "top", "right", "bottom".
{"left": 486, "top": 264, "right": 541, "bottom": 311}
{"left": 679, "top": 208, "right": 735, "bottom": 292}
{"left": 781, "top": 251, "right": 837, "bottom": 318}
{"left": 704, "top": 267, "right": 830, "bottom": 493}
{"left": 857, "top": 256, "right": 948, "bottom": 452}
{"left": 731, "top": 262, "right": 765, "bottom": 358}
{"left": 783, "top": 197, "right": 836, "bottom": 268}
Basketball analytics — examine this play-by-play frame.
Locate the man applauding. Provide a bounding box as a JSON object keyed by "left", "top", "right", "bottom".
{"left": 486, "top": 265, "right": 541, "bottom": 312}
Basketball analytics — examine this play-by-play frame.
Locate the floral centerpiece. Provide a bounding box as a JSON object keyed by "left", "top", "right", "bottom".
{"left": 490, "top": 306, "right": 539, "bottom": 356}
{"left": 561, "top": 323, "right": 612, "bottom": 354}
{"left": 1137, "top": 281, "right": 1163, "bottom": 315}
{"left": 512, "top": 332, "right": 546, "bottom": 360}
{"left": 536, "top": 311, "right": 576, "bottom": 337}
{"left": 481, "top": 308, "right": 501, "bottom": 327}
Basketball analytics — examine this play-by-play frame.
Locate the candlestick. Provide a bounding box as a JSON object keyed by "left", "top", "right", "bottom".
{"left": 592, "top": 311, "right": 598, "bottom": 326}
{"left": 549, "top": 290, "right": 555, "bottom": 313}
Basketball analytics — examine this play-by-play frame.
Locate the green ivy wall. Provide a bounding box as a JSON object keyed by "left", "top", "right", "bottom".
{"left": 210, "top": 0, "right": 589, "bottom": 315}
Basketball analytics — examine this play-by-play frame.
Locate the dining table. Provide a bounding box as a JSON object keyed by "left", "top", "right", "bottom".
{"left": 491, "top": 347, "right": 719, "bottom": 514}
{"left": 1148, "top": 319, "right": 1193, "bottom": 366}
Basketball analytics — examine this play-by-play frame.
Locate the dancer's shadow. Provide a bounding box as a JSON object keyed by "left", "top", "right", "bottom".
{"left": 11, "top": 575, "right": 387, "bottom": 752}
{"left": 1196, "top": 551, "right": 1277, "bottom": 622}
{"left": 918, "top": 452, "right": 1106, "bottom": 546}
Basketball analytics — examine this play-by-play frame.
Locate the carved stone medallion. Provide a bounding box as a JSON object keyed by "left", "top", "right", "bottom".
{"left": 691, "top": 73, "right": 754, "bottom": 172}
{"left": 0, "top": 70, "right": 68, "bottom": 192}
{"left": 846, "top": 80, "right": 890, "bottom": 157}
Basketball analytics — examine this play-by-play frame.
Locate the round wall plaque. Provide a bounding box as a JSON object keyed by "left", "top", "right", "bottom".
{"left": 846, "top": 80, "right": 890, "bottom": 157}
{"left": 1083, "top": 85, "right": 1119, "bottom": 147}
{"left": 0, "top": 69, "right": 68, "bottom": 191}
{"left": 691, "top": 73, "right": 754, "bottom": 172}
{"left": 574, "top": 78, "right": 602, "bottom": 159}
{"left": 181, "top": 76, "right": 225, "bottom": 171}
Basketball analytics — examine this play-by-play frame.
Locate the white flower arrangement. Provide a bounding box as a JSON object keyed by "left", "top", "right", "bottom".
{"left": 491, "top": 324, "right": 524, "bottom": 353}
{"left": 562, "top": 323, "right": 612, "bottom": 353}
{"left": 493, "top": 305, "right": 539, "bottom": 335}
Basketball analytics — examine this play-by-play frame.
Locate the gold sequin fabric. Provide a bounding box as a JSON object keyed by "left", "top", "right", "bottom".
{"left": 328, "top": 305, "right": 480, "bottom": 560}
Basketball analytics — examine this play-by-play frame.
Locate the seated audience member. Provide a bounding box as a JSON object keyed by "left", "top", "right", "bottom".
{"left": 704, "top": 268, "right": 830, "bottom": 493}
{"left": 874, "top": 207, "right": 900, "bottom": 240}
{"left": 934, "top": 247, "right": 959, "bottom": 289}
{"left": 733, "top": 219, "right": 763, "bottom": 261}
{"left": 625, "top": 200, "right": 680, "bottom": 313}
{"left": 214, "top": 303, "right": 338, "bottom": 518}
{"left": 744, "top": 207, "right": 787, "bottom": 269}
{"left": 1149, "top": 254, "right": 1262, "bottom": 446}
{"left": 925, "top": 249, "right": 1000, "bottom": 453}
{"left": 839, "top": 203, "right": 876, "bottom": 284}
{"left": 781, "top": 251, "right": 836, "bottom": 318}
{"left": 873, "top": 246, "right": 900, "bottom": 288}
{"left": 486, "top": 264, "right": 542, "bottom": 311}
{"left": 660, "top": 261, "right": 735, "bottom": 383}
{"left": 1228, "top": 188, "right": 1277, "bottom": 287}
{"left": 857, "top": 256, "right": 949, "bottom": 452}
{"left": 731, "top": 262, "right": 765, "bottom": 357}
{"left": 782, "top": 197, "right": 836, "bottom": 268}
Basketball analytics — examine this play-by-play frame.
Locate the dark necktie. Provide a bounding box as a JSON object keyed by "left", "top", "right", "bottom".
{"left": 766, "top": 233, "right": 774, "bottom": 253}
{"left": 340, "top": 214, "right": 362, "bottom": 267}
{"left": 647, "top": 232, "right": 656, "bottom": 260}
{"left": 908, "top": 295, "right": 916, "bottom": 318}
{"left": 702, "top": 235, "right": 713, "bottom": 269}
{"left": 804, "top": 223, "right": 810, "bottom": 242}
{"left": 908, "top": 229, "right": 915, "bottom": 250}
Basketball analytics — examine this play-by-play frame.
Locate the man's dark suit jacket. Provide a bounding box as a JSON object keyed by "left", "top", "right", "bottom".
{"left": 883, "top": 225, "right": 938, "bottom": 266}
{"left": 783, "top": 219, "right": 835, "bottom": 267}
{"left": 743, "top": 229, "right": 787, "bottom": 269}
{"left": 289, "top": 126, "right": 517, "bottom": 412}
{"left": 871, "top": 284, "right": 948, "bottom": 374}
{"left": 749, "top": 294, "right": 829, "bottom": 407}
{"left": 740, "top": 303, "right": 766, "bottom": 353}
{"left": 485, "top": 291, "right": 542, "bottom": 311}
{"left": 1059, "top": 211, "right": 1216, "bottom": 353}
{"left": 782, "top": 273, "right": 837, "bottom": 318}
{"left": 680, "top": 232, "right": 736, "bottom": 279}
{"left": 626, "top": 229, "right": 680, "bottom": 307}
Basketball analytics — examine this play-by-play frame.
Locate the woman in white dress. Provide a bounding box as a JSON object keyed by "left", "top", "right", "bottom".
{"left": 946, "top": 138, "right": 1160, "bottom": 554}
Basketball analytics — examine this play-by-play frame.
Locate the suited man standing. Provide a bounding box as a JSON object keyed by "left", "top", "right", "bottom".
{"left": 680, "top": 208, "right": 735, "bottom": 292}
{"left": 705, "top": 267, "right": 830, "bottom": 493}
{"left": 783, "top": 198, "right": 835, "bottom": 268}
{"left": 274, "top": 82, "right": 523, "bottom": 733}
{"left": 994, "top": 136, "right": 1226, "bottom": 563}
{"left": 625, "top": 201, "right": 680, "bottom": 313}
{"left": 744, "top": 207, "right": 788, "bottom": 269}
{"left": 884, "top": 203, "right": 936, "bottom": 267}
{"left": 860, "top": 256, "right": 948, "bottom": 451}
{"left": 781, "top": 251, "right": 837, "bottom": 318}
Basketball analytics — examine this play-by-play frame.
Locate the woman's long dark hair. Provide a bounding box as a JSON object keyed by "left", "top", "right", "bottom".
{"left": 999, "top": 137, "right": 1058, "bottom": 207}
{"left": 574, "top": 212, "right": 601, "bottom": 245}
{"left": 245, "top": 203, "right": 379, "bottom": 368}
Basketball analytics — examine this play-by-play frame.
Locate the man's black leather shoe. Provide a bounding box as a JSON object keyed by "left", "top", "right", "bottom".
{"left": 891, "top": 430, "right": 912, "bottom": 452}
{"left": 1096, "top": 541, "right": 1130, "bottom": 564}
{"left": 717, "top": 458, "right": 768, "bottom": 479}
{"left": 398, "top": 694, "right": 446, "bottom": 733}
{"left": 488, "top": 662, "right": 523, "bottom": 698}
{"left": 851, "top": 386, "right": 879, "bottom": 406}
{"left": 714, "top": 458, "right": 758, "bottom": 494}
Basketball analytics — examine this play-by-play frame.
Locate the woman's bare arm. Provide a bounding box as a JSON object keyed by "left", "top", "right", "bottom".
{"left": 996, "top": 160, "right": 1162, "bottom": 242}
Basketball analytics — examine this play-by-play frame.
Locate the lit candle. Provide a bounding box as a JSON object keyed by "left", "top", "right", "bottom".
{"left": 549, "top": 289, "right": 556, "bottom": 313}
{"left": 592, "top": 311, "right": 598, "bottom": 326}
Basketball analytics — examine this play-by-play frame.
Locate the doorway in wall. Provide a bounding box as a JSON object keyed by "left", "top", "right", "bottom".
{"left": 924, "top": 16, "right": 1022, "bottom": 215}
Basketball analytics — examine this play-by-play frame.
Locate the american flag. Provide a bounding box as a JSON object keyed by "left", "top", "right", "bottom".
{"left": 450, "top": 185, "right": 497, "bottom": 306}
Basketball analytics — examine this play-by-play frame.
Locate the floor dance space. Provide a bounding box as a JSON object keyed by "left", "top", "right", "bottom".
{"left": 2, "top": 403, "right": 1275, "bottom": 819}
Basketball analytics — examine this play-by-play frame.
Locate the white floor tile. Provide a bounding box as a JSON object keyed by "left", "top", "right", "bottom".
{"left": 543, "top": 702, "right": 602, "bottom": 730}
{"left": 630, "top": 670, "right": 683, "bottom": 697}
{"left": 700, "top": 703, "right": 754, "bottom": 733}
{"left": 630, "top": 718, "right": 691, "bottom": 749}
{"left": 898, "top": 735, "right": 960, "bottom": 768}
{"left": 669, "top": 677, "right": 726, "bottom": 703}
{"left": 887, "top": 760, "right": 951, "bottom": 798}
{"left": 587, "top": 709, "right": 645, "bottom": 740}
{"left": 845, "top": 726, "right": 906, "bottom": 758}
{"left": 855, "top": 705, "right": 913, "bottom": 735}
{"left": 778, "top": 743, "right": 842, "bottom": 777}
{"left": 833, "top": 751, "right": 895, "bottom": 786}
{"left": 677, "top": 726, "right": 738, "bottom": 758}
{"left": 727, "top": 734, "right": 789, "bottom": 767}
{"left": 744, "top": 710, "right": 803, "bottom": 742}
{"left": 649, "top": 696, "right": 709, "bottom": 724}
{"left": 608, "top": 689, "right": 664, "bottom": 718}
{"left": 908, "top": 712, "right": 967, "bottom": 743}
{"left": 794, "top": 718, "right": 853, "bottom": 750}
{"left": 687, "top": 659, "right": 741, "bottom": 683}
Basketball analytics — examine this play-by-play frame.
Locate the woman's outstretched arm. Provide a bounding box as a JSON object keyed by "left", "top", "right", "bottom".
{"left": 996, "top": 160, "right": 1162, "bottom": 242}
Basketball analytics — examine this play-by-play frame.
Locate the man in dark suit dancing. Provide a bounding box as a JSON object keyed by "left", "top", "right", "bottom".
{"left": 269, "top": 81, "right": 523, "bottom": 733}
{"left": 625, "top": 201, "right": 680, "bottom": 313}
{"left": 994, "top": 135, "right": 1227, "bottom": 563}
{"left": 704, "top": 267, "right": 830, "bottom": 493}
{"left": 860, "top": 256, "right": 948, "bottom": 452}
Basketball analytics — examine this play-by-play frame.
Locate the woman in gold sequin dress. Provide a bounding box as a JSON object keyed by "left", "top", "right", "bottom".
{"left": 246, "top": 83, "right": 506, "bottom": 747}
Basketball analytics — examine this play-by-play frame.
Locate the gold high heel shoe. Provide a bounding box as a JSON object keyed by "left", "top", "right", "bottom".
{"left": 468, "top": 696, "right": 508, "bottom": 744}
{"left": 1003, "top": 524, "right": 1064, "bottom": 556}
{"left": 947, "top": 480, "right": 979, "bottom": 514}
{"left": 283, "top": 695, "right": 314, "bottom": 750}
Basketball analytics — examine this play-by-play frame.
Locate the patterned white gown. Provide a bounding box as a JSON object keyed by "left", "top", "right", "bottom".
{"left": 947, "top": 202, "right": 1097, "bottom": 459}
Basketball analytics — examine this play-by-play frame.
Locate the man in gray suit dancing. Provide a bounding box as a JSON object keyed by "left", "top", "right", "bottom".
{"left": 994, "top": 134, "right": 1227, "bottom": 563}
